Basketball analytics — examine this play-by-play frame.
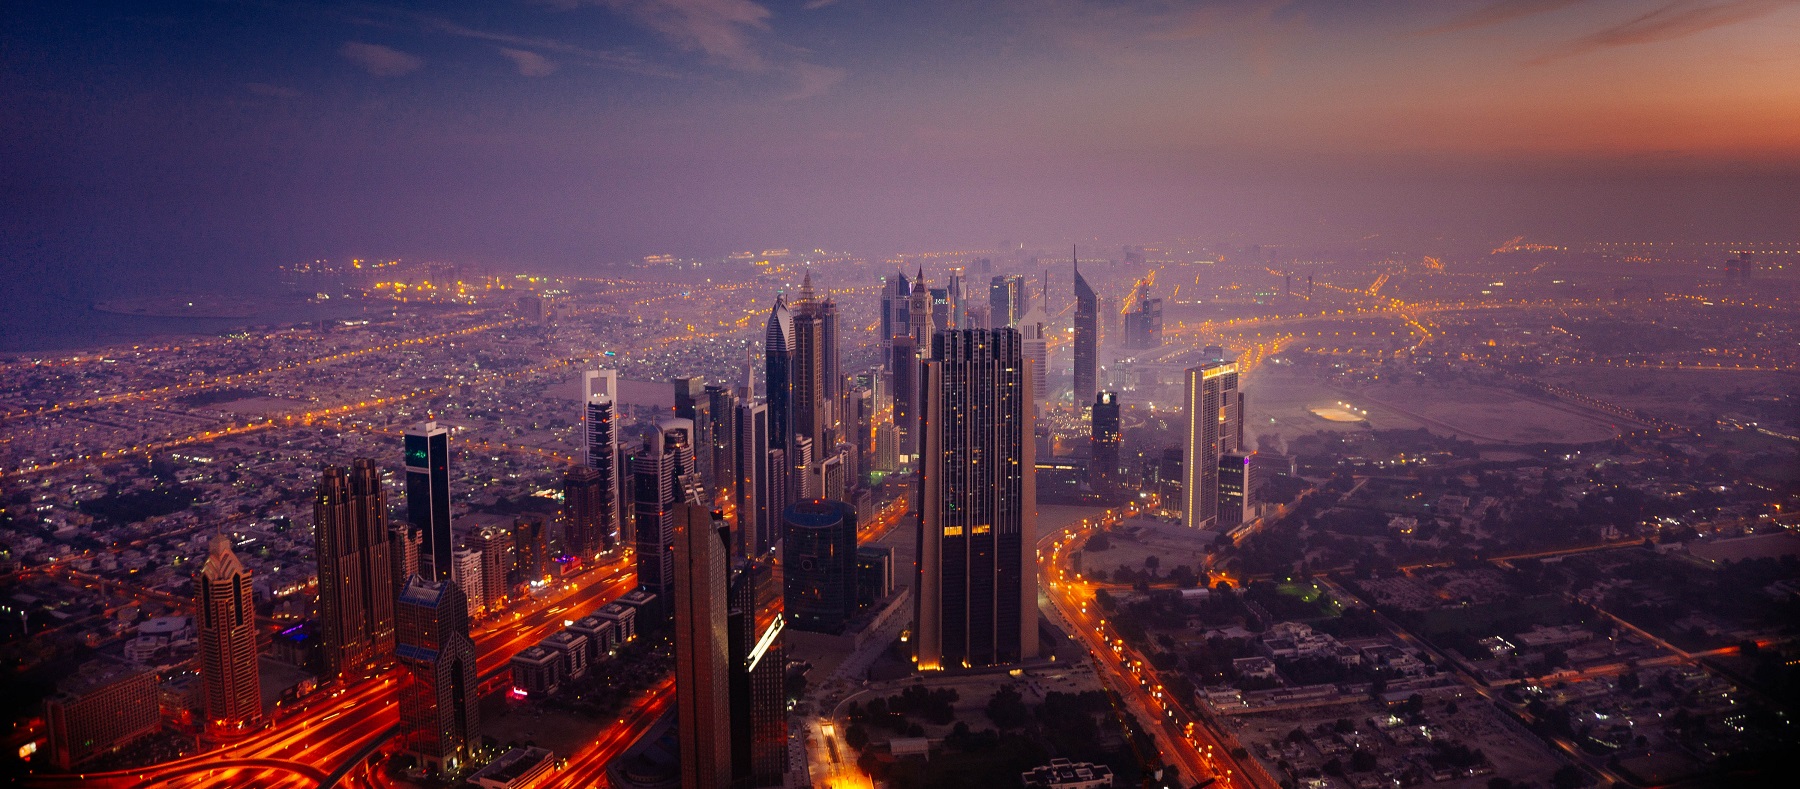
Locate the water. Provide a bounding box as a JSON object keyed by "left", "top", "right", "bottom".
{"left": 1, "top": 278, "right": 385, "bottom": 355}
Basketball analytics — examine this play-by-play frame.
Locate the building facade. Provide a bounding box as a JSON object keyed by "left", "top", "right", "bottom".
{"left": 197, "top": 534, "right": 262, "bottom": 737}
{"left": 404, "top": 421, "right": 453, "bottom": 582}
{"left": 396, "top": 576, "right": 480, "bottom": 775}
{"left": 915, "top": 328, "right": 1038, "bottom": 670}
{"left": 782, "top": 499, "right": 858, "bottom": 634}
{"left": 313, "top": 459, "right": 396, "bottom": 680}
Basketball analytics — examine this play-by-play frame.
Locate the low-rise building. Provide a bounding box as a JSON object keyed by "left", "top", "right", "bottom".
{"left": 511, "top": 646, "right": 562, "bottom": 698}
{"left": 45, "top": 656, "right": 162, "bottom": 770}
{"left": 1022, "top": 758, "right": 1114, "bottom": 789}
{"left": 470, "top": 746, "right": 556, "bottom": 789}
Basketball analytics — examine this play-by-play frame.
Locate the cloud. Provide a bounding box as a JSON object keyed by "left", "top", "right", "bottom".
{"left": 1532, "top": 0, "right": 1796, "bottom": 63}
{"left": 1417, "top": 0, "right": 1593, "bottom": 36}
{"left": 803, "top": 0, "right": 840, "bottom": 8}
{"left": 499, "top": 47, "right": 559, "bottom": 76}
{"left": 784, "top": 62, "right": 846, "bottom": 100}
{"left": 545, "top": 0, "right": 842, "bottom": 98}
{"left": 245, "top": 82, "right": 301, "bottom": 98}
{"left": 409, "top": 13, "right": 674, "bottom": 77}
{"left": 340, "top": 41, "right": 423, "bottom": 76}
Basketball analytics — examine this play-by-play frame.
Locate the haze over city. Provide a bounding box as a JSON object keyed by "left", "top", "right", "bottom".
{"left": 1, "top": 3, "right": 1796, "bottom": 789}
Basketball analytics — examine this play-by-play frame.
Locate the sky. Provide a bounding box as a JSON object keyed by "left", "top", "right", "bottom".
{"left": 3, "top": 0, "right": 1800, "bottom": 285}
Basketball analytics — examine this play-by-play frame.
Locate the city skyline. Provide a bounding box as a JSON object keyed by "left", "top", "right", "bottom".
{"left": 2, "top": 4, "right": 1795, "bottom": 788}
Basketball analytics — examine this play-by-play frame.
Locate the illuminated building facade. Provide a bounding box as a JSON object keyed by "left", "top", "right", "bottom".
{"left": 404, "top": 421, "right": 453, "bottom": 582}
{"left": 198, "top": 534, "right": 262, "bottom": 736}
{"left": 915, "top": 328, "right": 1038, "bottom": 670}
{"left": 396, "top": 576, "right": 479, "bottom": 775}
{"left": 782, "top": 499, "right": 858, "bottom": 634}
{"left": 313, "top": 459, "right": 396, "bottom": 680}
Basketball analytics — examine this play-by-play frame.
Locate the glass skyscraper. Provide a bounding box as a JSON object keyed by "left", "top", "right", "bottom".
{"left": 404, "top": 421, "right": 452, "bottom": 582}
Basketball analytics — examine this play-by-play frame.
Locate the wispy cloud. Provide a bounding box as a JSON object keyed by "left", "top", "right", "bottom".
{"left": 545, "top": 0, "right": 842, "bottom": 98}
{"left": 499, "top": 47, "right": 559, "bottom": 76}
{"left": 412, "top": 13, "right": 671, "bottom": 76}
{"left": 1531, "top": 0, "right": 1797, "bottom": 63}
{"left": 340, "top": 41, "right": 423, "bottom": 76}
{"left": 1417, "top": 0, "right": 1593, "bottom": 36}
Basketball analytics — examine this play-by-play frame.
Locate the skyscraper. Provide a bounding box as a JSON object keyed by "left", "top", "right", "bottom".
{"left": 391, "top": 523, "right": 421, "bottom": 594}
{"left": 313, "top": 459, "right": 395, "bottom": 680}
{"left": 1123, "top": 295, "right": 1164, "bottom": 349}
{"left": 989, "top": 274, "right": 1028, "bottom": 328}
{"left": 1182, "top": 361, "right": 1241, "bottom": 529}
{"left": 1073, "top": 250, "right": 1098, "bottom": 411}
{"left": 1019, "top": 308, "right": 1049, "bottom": 414}
{"left": 1217, "top": 452, "right": 1253, "bottom": 530}
{"left": 471, "top": 525, "right": 514, "bottom": 611}
{"left": 672, "top": 501, "right": 730, "bottom": 789}
{"left": 583, "top": 370, "right": 622, "bottom": 550}
{"left": 915, "top": 328, "right": 1038, "bottom": 670}
{"left": 735, "top": 399, "right": 775, "bottom": 558}
{"left": 674, "top": 376, "right": 715, "bottom": 487}
{"left": 563, "top": 465, "right": 607, "bottom": 558}
{"left": 396, "top": 575, "right": 479, "bottom": 775}
{"left": 450, "top": 548, "right": 484, "bottom": 620}
{"left": 197, "top": 534, "right": 261, "bottom": 736}
{"left": 728, "top": 553, "right": 787, "bottom": 786}
{"left": 705, "top": 383, "right": 739, "bottom": 508}
{"left": 512, "top": 516, "right": 548, "bottom": 586}
{"left": 879, "top": 269, "right": 912, "bottom": 374}
{"left": 404, "top": 421, "right": 452, "bottom": 582}
{"left": 783, "top": 499, "right": 858, "bottom": 634}
{"left": 763, "top": 295, "right": 795, "bottom": 461}
{"left": 635, "top": 417, "right": 697, "bottom": 606}
{"left": 791, "top": 276, "right": 828, "bottom": 463}
{"left": 1091, "top": 392, "right": 1121, "bottom": 497}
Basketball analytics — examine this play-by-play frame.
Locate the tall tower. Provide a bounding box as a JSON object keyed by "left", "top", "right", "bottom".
{"left": 673, "top": 500, "right": 731, "bottom": 789}
{"left": 197, "top": 534, "right": 262, "bottom": 737}
{"left": 1182, "top": 361, "right": 1240, "bottom": 529}
{"left": 705, "top": 383, "right": 739, "bottom": 509}
{"left": 313, "top": 459, "right": 396, "bottom": 680}
{"left": 735, "top": 400, "right": 775, "bottom": 558}
{"left": 728, "top": 554, "right": 788, "bottom": 786}
{"left": 404, "top": 421, "right": 452, "bottom": 582}
{"left": 763, "top": 296, "right": 795, "bottom": 459}
{"left": 584, "top": 370, "right": 622, "bottom": 551}
{"left": 674, "top": 376, "right": 715, "bottom": 488}
{"left": 879, "top": 269, "right": 912, "bottom": 374}
{"left": 791, "top": 276, "right": 827, "bottom": 466}
{"left": 1091, "top": 392, "right": 1121, "bottom": 497}
{"left": 396, "top": 576, "right": 479, "bottom": 775}
{"left": 635, "top": 417, "right": 697, "bottom": 607}
{"left": 1072, "top": 248, "right": 1098, "bottom": 411}
{"left": 915, "top": 328, "right": 1037, "bottom": 670}
{"left": 563, "top": 465, "right": 607, "bottom": 557}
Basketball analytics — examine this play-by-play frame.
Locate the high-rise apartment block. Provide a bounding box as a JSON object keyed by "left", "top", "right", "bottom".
{"left": 672, "top": 502, "right": 731, "bottom": 789}
{"left": 915, "top": 328, "right": 1038, "bottom": 670}
{"left": 313, "top": 459, "right": 395, "bottom": 680}
{"left": 635, "top": 417, "right": 697, "bottom": 608}
{"left": 1182, "top": 361, "right": 1242, "bottom": 529}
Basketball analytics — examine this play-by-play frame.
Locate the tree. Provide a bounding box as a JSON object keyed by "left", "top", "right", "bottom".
{"left": 985, "top": 684, "right": 1029, "bottom": 730}
{"left": 1144, "top": 555, "right": 1160, "bottom": 572}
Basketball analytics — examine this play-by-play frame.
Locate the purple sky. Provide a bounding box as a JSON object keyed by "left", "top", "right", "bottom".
{"left": 3, "top": 0, "right": 1798, "bottom": 283}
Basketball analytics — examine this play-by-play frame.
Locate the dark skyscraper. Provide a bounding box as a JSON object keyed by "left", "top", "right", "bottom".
{"left": 635, "top": 417, "right": 697, "bottom": 607}
{"left": 672, "top": 501, "right": 730, "bottom": 789}
{"left": 313, "top": 459, "right": 396, "bottom": 680}
{"left": 879, "top": 269, "right": 912, "bottom": 374}
{"left": 512, "top": 515, "right": 548, "bottom": 585}
{"left": 674, "top": 376, "right": 715, "bottom": 489}
{"left": 735, "top": 399, "right": 776, "bottom": 558}
{"left": 705, "top": 383, "right": 739, "bottom": 510}
{"left": 1091, "top": 392, "right": 1121, "bottom": 497}
{"left": 763, "top": 295, "right": 794, "bottom": 459}
{"left": 791, "top": 276, "right": 827, "bottom": 462}
{"left": 396, "top": 575, "right": 479, "bottom": 775}
{"left": 782, "top": 499, "right": 858, "bottom": 635}
{"left": 404, "top": 421, "right": 452, "bottom": 583}
{"left": 583, "top": 369, "right": 622, "bottom": 551}
{"left": 728, "top": 552, "right": 788, "bottom": 787}
{"left": 1073, "top": 251, "right": 1098, "bottom": 411}
{"left": 563, "top": 464, "right": 607, "bottom": 557}
{"left": 915, "top": 328, "right": 1038, "bottom": 670}
{"left": 1122, "top": 282, "right": 1164, "bottom": 350}
{"left": 989, "top": 274, "right": 1028, "bottom": 328}
{"left": 1218, "top": 451, "right": 1253, "bottom": 530}
{"left": 197, "top": 534, "right": 262, "bottom": 737}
